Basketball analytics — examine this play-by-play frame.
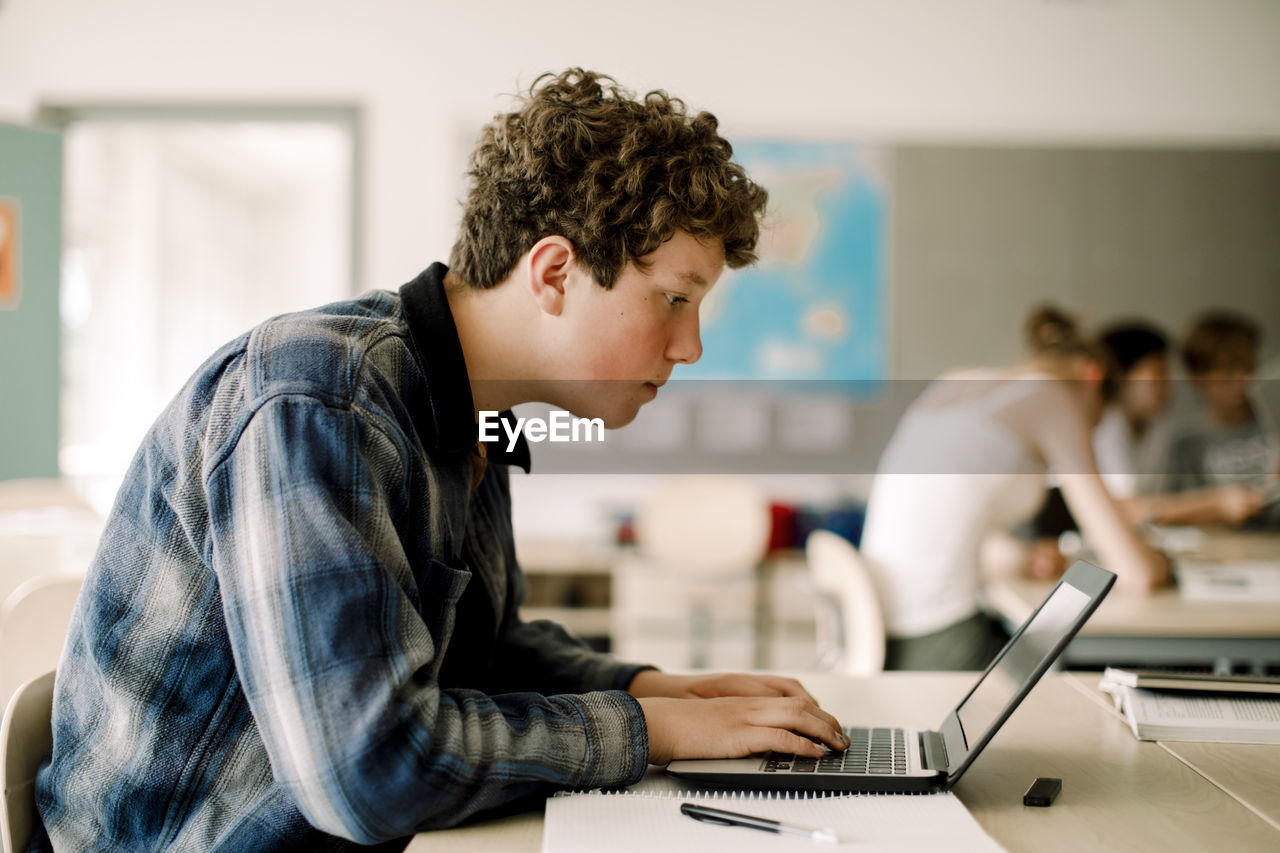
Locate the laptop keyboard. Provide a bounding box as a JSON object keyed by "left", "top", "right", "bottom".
{"left": 765, "top": 726, "right": 908, "bottom": 775}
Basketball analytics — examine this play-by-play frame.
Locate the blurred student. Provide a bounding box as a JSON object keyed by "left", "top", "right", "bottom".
{"left": 1092, "top": 321, "right": 1173, "bottom": 499}
{"left": 33, "top": 70, "right": 848, "bottom": 852}
{"left": 1035, "top": 320, "right": 1263, "bottom": 532}
{"left": 859, "top": 306, "right": 1169, "bottom": 671}
{"left": 1164, "top": 310, "right": 1277, "bottom": 527}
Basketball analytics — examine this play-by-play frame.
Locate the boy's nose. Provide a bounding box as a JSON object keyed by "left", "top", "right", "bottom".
{"left": 668, "top": 319, "right": 702, "bottom": 365}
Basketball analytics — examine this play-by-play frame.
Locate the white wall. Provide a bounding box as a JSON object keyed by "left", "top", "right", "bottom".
{"left": 2, "top": 0, "right": 1278, "bottom": 293}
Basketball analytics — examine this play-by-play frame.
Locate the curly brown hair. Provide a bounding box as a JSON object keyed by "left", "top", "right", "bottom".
{"left": 448, "top": 68, "right": 768, "bottom": 289}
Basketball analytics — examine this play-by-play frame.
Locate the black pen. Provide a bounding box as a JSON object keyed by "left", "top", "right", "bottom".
{"left": 680, "top": 802, "right": 839, "bottom": 844}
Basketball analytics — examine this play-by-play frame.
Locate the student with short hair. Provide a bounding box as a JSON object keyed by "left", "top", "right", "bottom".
{"left": 32, "top": 70, "right": 847, "bottom": 852}
{"left": 859, "top": 306, "right": 1170, "bottom": 671}
{"left": 1163, "top": 310, "right": 1275, "bottom": 527}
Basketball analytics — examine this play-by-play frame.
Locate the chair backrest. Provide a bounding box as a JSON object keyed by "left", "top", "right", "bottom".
{"left": 0, "top": 671, "right": 55, "bottom": 853}
{"left": 0, "top": 480, "right": 101, "bottom": 611}
{"left": 634, "top": 476, "right": 771, "bottom": 576}
{"left": 0, "top": 575, "right": 83, "bottom": 711}
{"left": 805, "top": 529, "right": 885, "bottom": 675}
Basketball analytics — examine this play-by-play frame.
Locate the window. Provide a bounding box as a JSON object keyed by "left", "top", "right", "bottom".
{"left": 42, "top": 106, "right": 359, "bottom": 512}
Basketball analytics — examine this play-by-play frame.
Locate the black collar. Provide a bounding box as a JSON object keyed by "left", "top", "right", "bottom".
{"left": 399, "top": 263, "right": 531, "bottom": 473}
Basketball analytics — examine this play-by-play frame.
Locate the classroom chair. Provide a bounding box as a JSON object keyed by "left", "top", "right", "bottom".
{"left": 0, "top": 479, "right": 101, "bottom": 614}
{"left": 805, "top": 529, "right": 885, "bottom": 675}
{"left": 617, "top": 476, "right": 771, "bottom": 670}
{"left": 0, "top": 670, "right": 54, "bottom": 853}
{"left": 0, "top": 575, "right": 82, "bottom": 712}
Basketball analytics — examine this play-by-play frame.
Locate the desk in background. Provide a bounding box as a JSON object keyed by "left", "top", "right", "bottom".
{"left": 986, "top": 577, "right": 1280, "bottom": 671}
{"left": 405, "top": 672, "right": 1280, "bottom": 852}
{"left": 516, "top": 540, "right": 617, "bottom": 643}
{"left": 986, "top": 530, "right": 1280, "bottom": 672}
{"left": 517, "top": 540, "right": 820, "bottom": 672}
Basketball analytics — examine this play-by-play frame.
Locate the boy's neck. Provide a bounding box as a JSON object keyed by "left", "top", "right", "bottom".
{"left": 444, "top": 271, "right": 544, "bottom": 417}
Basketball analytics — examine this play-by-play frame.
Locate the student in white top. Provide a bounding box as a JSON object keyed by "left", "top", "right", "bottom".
{"left": 1092, "top": 322, "right": 1173, "bottom": 499}
{"left": 859, "top": 306, "right": 1170, "bottom": 670}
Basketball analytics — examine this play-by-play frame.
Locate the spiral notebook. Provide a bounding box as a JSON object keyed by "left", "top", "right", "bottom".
{"left": 543, "top": 769, "right": 1007, "bottom": 852}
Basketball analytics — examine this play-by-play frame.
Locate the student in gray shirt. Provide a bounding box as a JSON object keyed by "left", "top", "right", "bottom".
{"left": 1166, "top": 310, "right": 1277, "bottom": 528}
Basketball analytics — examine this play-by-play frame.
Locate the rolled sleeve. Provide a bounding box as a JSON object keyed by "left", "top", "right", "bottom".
{"left": 563, "top": 690, "right": 650, "bottom": 789}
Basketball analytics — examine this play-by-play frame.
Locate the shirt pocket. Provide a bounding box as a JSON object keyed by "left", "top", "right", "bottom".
{"left": 415, "top": 557, "right": 473, "bottom": 679}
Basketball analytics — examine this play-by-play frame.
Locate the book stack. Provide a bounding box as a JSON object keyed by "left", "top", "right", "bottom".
{"left": 1098, "top": 667, "right": 1280, "bottom": 744}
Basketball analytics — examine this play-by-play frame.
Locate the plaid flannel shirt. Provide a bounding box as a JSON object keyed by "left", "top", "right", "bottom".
{"left": 33, "top": 264, "right": 650, "bottom": 852}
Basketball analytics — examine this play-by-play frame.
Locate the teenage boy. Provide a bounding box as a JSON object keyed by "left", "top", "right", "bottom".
{"left": 1165, "top": 310, "right": 1274, "bottom": 527}
{"left": 33, "top": 69, "right": 848, "bottom": 852}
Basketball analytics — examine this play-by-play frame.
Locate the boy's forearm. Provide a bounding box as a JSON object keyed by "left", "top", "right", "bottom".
{"left": 487, "top": 615, "right": 655, "bottom": 694}
{"left": 289, "top": 684, "right": 649, "bottom": 839}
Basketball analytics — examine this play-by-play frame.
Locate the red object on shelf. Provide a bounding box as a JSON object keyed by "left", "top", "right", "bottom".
{"left": 767, "top": 503, "right": 797, "bottom": 553}
{"left": 614, "top": 513, "right": 636, "bottom": 546}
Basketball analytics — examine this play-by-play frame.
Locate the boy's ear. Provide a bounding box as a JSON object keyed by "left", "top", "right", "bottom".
{"left": 526, "top": 235, "right": 576, "bottom": 317}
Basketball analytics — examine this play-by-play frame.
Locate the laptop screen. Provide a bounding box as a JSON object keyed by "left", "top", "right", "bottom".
{"left": 954, "top": 581, "right": 1092, "bottom": 748}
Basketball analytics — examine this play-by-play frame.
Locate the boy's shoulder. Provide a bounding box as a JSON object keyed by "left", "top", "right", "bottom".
{"left": 244, "top": 289, "right": 414, "bottom": 405}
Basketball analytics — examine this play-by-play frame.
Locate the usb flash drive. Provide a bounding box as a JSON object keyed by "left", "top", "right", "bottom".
{"left": 1023, "top": 777, "right": 1062, "bottom": 807}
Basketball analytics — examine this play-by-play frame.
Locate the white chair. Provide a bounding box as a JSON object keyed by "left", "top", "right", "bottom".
{"left": 617, "top": 476, "right": 772, "bottom": 670}
{"left": 0, "top": 575, "right": 83, "bottom": 712}
{"left": 0, "top": 479, "right": 101, "bottom": 613}
{"left": 0, "top": 671, "right": 55, "bottom": 853}
{"left": 805, "top": 529, "right": 885, "bottom": 675}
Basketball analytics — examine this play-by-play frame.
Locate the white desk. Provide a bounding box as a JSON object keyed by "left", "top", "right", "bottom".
{"left": 986, "top": 577, "right": 1280, "bottom": 669}
{"left": 406, "top": 672, "right": 1280, "bottom": 851}
{"left": 986, "top": 531, "right": 1280, "bottom": 670}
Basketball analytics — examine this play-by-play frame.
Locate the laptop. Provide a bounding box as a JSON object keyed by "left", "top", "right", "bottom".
{"left": 667, "top": 559, "right": 1116, "bottom": 793}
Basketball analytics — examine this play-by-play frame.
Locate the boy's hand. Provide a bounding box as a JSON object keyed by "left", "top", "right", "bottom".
{"left": 628, "top": 671, "right": 817, "bottom": 704}
{"left": 637, "top": 695, "right": 848, "bottom": 765}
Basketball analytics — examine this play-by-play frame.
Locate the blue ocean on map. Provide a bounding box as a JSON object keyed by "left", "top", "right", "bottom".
{"left": 679, "top": 141, "right": 885, "bottom": 388}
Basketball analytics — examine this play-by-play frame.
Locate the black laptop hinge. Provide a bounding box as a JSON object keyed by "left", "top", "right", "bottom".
{"left": 920, "top": 732, "right": 948, "bottom": 771}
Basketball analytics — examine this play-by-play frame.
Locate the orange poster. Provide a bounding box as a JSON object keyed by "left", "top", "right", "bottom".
{"left": 0, "top": 197, "right": 19, "bottom": 309}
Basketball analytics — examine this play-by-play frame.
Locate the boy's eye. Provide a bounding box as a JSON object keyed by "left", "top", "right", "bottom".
{"left": 665, "top": 293, "right": 689, "bottom": 307}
